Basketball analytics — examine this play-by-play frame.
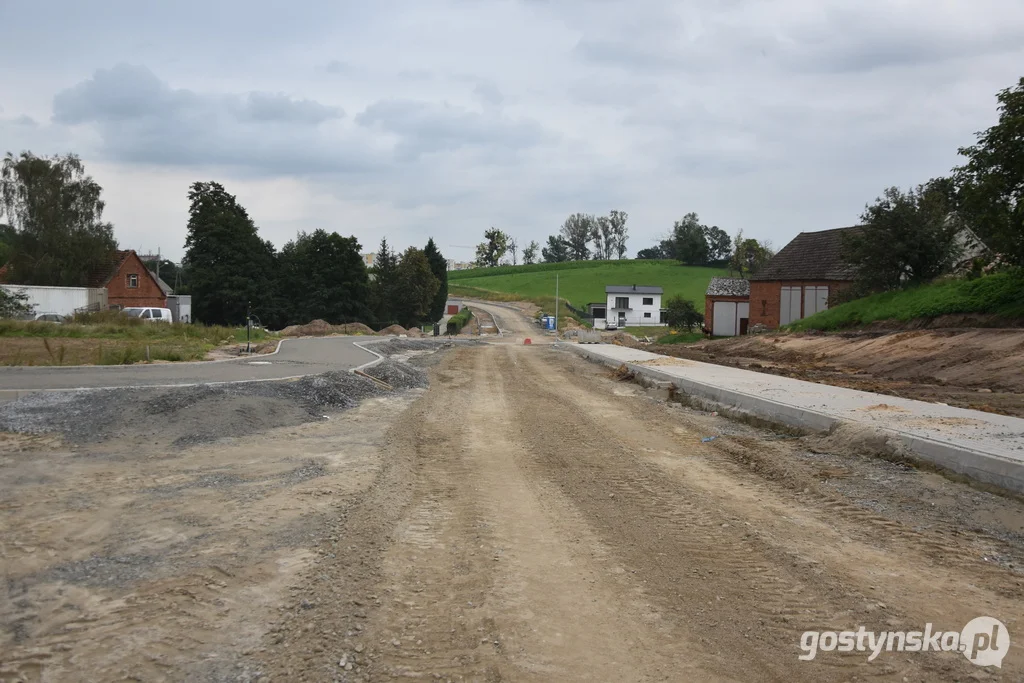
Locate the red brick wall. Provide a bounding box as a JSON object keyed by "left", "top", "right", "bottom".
{"left": 748, "top": 280, "right": 852, "bottom": 330}
{"left": 704, "top": 295, "right": 750, "bottom": 333}
{"left": 106, "top": 252, "right": 167, "bottom": 308}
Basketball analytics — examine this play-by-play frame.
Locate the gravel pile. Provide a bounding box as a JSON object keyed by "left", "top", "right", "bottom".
{"left": 0, "top": 358, "right": 432, "bottom": 445}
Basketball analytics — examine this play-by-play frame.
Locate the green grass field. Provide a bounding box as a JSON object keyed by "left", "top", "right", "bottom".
{"left": 449, "top": 260, "right": 727, "bottom": 313}
{"left": 789, "top": 271, "right": 1024, "bottom": 331}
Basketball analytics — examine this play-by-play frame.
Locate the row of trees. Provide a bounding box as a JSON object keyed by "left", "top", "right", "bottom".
{"left": 634, "top": 214, "right": 775, "bottom": 277}
{"left": 471, "top": 210, "right": 631, "bottom": 267}
{"left": 182, "top": 182, "right": 448, "bottom": 328}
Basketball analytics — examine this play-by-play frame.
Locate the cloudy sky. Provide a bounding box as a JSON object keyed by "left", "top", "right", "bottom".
{"left": 1, "top": 0, "right": 1021, "bottom": 261}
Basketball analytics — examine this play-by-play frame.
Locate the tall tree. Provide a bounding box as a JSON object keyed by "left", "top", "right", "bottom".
{"left": 541, "top": 235, "right": 569, "bottom": 262}
{"left": 182, "top": 181, "right": 275, "bottom": 325}
{"left": 954, "top": 77, "right": 1024, "bottom": 266}
{"left": 672, "top": 213, "right": 710, "bottom": 265}
{"left": 591, "top": 216, "right": 612, "bottom": 260}
{"left": 560, "top": 213, "right": 593, "bottom": 261}
{"left": 277, "top": 229, "right": 370, "bottom": 325}
{"left": 522, "top": 240, "right": 539, "bottom": 265}
{"left": 843, "top": 184, "right": 961, "bottom": 291}
{"left": 608, "top": 209, "right": 629, "bottom": 259}
{"left": 474, "top": 227, "right": 509, "bottom": 267}
{"left": 704, "top": 226, "right": 732, "bottom": 262}
{"left": 0, "top": 152, "right": 117, "bottom": 286}
{"left": 395, "top": 247, "right": 440, "bottom": 327}
{"left": 507, "top": 237, "right": 518, "bottom": 265}
{"left": 371, "top": 238, "right": 399, "bottom": 323}
{"left": 423, "top": 238, "right": 448, "bottom": 322}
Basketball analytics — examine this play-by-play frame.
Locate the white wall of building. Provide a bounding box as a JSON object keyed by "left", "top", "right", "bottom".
{"left": 712, "top": 301, "right": 750, "bottom": 336}
{"left": 1, "top": 285, "right": 107, "bottom": 316}
{"left": 606, "top": 292, "right": 663, "bottom": 327}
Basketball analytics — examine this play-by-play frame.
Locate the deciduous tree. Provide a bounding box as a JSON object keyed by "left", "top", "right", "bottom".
{"left": 474, "top": 227, "right": 509, "bottom": 267}
{"left": 522, "top": 240, "right": 539, "bottom": 264}
{"left": 277, "top": 229, "right": 370, "bottom": 325}
{"left": 672, "top": 213, "right": 709, "bottom": 265}
{"left": 542, "top": 235, "right": 569, "bottom": 262}
{"left": 664, "top": 295, "right": 704, "bottom": 331}
{"left": 560, "top": 213, "right": 593, "bottom": 261}
{"left": 954, "top": 77, "right": 1024, "bottom": 265}
{"left": 0, "top": 152, "right": 117, "bottom": 286}
{"left": 843, "top": 184, "right": 961, "bottom": 291}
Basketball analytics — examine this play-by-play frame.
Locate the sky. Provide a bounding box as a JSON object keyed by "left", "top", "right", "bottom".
{"left": 1, "top": 0, "right": 1021, "bottom": 262}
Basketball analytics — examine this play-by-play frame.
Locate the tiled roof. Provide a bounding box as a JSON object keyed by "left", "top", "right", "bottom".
{"left": 605, "top": 285, "right": 663, "bottom": 294}
{"left": 86, "top": 250, "right": 132, "bottom": 288}
{"left": 705, "top": 277, "right": 750, "bottom": 297}
{"left": 750, "top": 226, "right": 862, "bottom": 281}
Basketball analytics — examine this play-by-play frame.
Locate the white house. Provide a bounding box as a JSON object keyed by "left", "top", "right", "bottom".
{"left": 597, "top": 285, "right": 665, "bottom": 329}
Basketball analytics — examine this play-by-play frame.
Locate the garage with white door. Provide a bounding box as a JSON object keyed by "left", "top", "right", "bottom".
{"left": 712, "top": 300, "right": 750, "bottom": 337}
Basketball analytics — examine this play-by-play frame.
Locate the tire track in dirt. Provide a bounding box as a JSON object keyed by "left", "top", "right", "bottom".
{"left": 503, "top": 344, "right": 1023, "bottom": 681}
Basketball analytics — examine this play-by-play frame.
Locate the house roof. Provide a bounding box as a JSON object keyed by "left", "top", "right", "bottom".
{"left": 705, "top": 277, "right": 750, "bottom": 297}
{"left": 86, "top": 250, "right": 164, "bottom": 292}
{"left": 749, "top": 226, "right": 862, "bottom": 282}
{"left": 605, "top": 285, "right": 663, "bottom": 294}
{"left": 154, "top": 274, "right": 173, "bottom": 295}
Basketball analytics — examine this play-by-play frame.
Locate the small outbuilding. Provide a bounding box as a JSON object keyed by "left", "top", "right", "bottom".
{"left": 704, "top": 277, "right": 751, "bottom": 336}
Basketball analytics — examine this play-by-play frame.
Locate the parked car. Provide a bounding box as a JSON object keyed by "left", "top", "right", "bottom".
{"left": 34, "top": 312, "right": 65, "bottom": 323}
{"left": 121, "top": 307, "right": 173, "bottom": 323}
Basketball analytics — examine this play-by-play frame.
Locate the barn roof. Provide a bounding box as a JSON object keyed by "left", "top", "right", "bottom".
{"left": 749, "top": 226, "right": 862, "bottom": 282}
{"left": 705, "top": 277, "right": 750, "bottom": 297}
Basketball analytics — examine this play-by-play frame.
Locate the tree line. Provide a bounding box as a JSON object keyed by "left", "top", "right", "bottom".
{"left": 0, "top": 159, "right": 449, "bottom": 328}
{"left": 471, "top": 210, "right": 631, "bottom": 267}
{"left": 182, "top": 181, "right": 448, "bottom": 328}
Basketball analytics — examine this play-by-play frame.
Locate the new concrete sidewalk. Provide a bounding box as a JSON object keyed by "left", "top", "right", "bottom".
{"left": 564, "top": 343, "right": 1024, "bottom": 493}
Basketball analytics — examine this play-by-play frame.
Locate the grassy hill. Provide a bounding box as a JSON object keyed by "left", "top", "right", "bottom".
{"left": 449, "top": 260, "right": 727, "bottom": 313}
{"left": 789, "top": 271, "right": 1024, "bottom": 331}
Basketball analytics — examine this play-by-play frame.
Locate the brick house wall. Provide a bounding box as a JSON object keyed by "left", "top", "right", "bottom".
{"left": 106, "top": 252, "right": 167, "bottom": 308}
{"left": 704, "top": 294, "right": 749, "bottom": 333}
{"left": 748, "top": 280, "right": 852, "bottom": 330}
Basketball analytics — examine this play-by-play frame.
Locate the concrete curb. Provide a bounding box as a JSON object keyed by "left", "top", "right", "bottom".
{"left": 563, "top": 343, "right": 1024, "bottom": 494}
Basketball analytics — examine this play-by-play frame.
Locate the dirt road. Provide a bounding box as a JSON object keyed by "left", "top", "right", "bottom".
{"left": 5, "top": 326, "right": 1024, "bottom": 681}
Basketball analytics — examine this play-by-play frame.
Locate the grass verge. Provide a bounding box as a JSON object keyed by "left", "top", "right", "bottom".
{"left": 789, "top": 271, "right": 1024, "bottom": 331}
{"left": 0, "top": 312, "right": 278, "bottom": 366}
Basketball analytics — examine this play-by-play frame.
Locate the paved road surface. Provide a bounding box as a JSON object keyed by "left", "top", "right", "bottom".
{"left": 0, "top": 336, "right": 380, "bottom": 392}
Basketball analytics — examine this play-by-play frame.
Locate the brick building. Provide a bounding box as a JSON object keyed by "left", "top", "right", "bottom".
{"left": 88, "top": 250, "right": 168, "bottom": 309}
{"left": 747, "top": 227, "right": 860, "bottom": 330}
{"left": 704, "top": 277, "right": 751, "bottom": 336}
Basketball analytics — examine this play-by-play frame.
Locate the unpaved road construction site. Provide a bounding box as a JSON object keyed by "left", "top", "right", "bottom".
{"left": 3, "top": 305, "right": 1024, "bottom": 682}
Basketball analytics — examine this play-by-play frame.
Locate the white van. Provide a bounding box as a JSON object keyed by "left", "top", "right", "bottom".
{"left": 122, "top": 307, "right": 173, "bottom": 323}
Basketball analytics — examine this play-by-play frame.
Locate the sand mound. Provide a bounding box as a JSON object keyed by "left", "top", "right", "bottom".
{"left": 378, "top": 324, "right": 408, "bottom": 336}
{"left": 406, "top": 327, "right": 424, "bottom": 338}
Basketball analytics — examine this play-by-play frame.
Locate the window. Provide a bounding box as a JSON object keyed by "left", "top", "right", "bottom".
{"left": 643, "top": 312, "right": 652, "bottom": 318}
{"left": 642, "top": 297, "right": 654, "bottom": 305}
{"left": 127, "top": 273, "right": 139, "bottom": 288}
{"left": 614, "top": 297, "right": 629, "bottom": 309}
{"left": 141, "top": 309, "right": 152, "bottom": 319}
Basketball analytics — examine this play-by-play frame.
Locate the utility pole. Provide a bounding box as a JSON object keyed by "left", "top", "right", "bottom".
{"left": 246, "top": 300, "right": 251, "bottom": 354}
{"left": 554, "top": 273, "right": 559, "bottom": 338}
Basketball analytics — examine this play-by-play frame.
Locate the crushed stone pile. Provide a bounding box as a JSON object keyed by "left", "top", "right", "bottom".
{"left": 0, "top": 359, "right": 429, "bottom": 446}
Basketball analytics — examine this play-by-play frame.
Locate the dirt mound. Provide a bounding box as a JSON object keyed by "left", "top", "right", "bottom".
{"left": 279, "top": 320, "right": 375, "bottom": 337}
{"left": 378, "top": 324, "right": 408, "bottom": 336}
{"left": 336, "top": 322, "right": 375, "bottom": 335}
{"left": 405, "top": 327, "right": 424, "bottom": 338}
{"left": 603, "top": 331, "right": 639, "bottom": 346}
